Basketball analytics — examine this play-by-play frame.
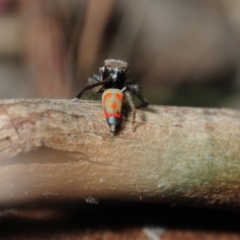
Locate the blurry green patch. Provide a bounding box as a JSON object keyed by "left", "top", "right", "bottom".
{"left": 145, "top": 86, "right": 240, "bottom": 108}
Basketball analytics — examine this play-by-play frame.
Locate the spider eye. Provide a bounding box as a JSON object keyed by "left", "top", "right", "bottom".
{"left": 105, "top": 67, "right": 110, "bottom": 72}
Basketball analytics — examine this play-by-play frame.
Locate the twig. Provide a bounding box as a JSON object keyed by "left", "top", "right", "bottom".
{"left": 0, "top": 99, "right": 240, "bottom": 208}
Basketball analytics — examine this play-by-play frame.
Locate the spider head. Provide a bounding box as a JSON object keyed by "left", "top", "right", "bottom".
{"left": 100, "top": 59, "right": 128, "bottom": 83}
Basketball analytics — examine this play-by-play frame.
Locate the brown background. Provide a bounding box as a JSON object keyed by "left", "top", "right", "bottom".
{"left": 1, "top": 0, "right": 240, "bottom": 239}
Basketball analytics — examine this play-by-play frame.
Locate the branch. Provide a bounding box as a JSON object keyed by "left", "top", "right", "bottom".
{"left": 0, "top": 99, "right": 240, "bottom": 208}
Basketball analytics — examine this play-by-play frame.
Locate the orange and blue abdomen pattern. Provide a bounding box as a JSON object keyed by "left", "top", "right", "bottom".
{"left": 102, "top": 89, "right": 123, "bottom": 131}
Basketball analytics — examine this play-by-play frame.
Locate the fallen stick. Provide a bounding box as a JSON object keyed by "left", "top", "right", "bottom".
{"left": 0, "top": 98, "right": 240, "bottom": 208}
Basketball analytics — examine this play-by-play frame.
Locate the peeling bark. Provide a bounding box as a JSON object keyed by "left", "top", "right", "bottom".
{"left": 0, "top": 99, "right": 240, "bottom": 208}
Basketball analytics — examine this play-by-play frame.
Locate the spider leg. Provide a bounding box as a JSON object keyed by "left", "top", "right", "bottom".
{"left": 87, "top": 74, "right": 105, "bottom": 94}
{"left": 72, "top": 76, "right": 111, "bottom": 101}
{"left": 123, "top": 90, "right": 136, "bottom": 132}
{"left": 126, "top": 79, "right": 148, "bottom": 108}
{"left": 88, "top": 74, "right": 101, "bottom": 84}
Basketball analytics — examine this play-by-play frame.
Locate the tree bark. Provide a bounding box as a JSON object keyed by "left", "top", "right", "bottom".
{"left": 0, "top": 98, "right": 240, "bottom": 208}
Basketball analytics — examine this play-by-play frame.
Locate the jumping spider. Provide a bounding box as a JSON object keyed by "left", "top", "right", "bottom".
{"left": 73, "top": 59, "right": 148, "bottom": 133}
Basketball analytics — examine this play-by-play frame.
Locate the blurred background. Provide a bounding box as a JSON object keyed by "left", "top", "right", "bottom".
{"left": 1, "top": 0, "right": 240, "bottom": 108}
{"left": 2, "top": 1, "right": 240, "bottom": 238}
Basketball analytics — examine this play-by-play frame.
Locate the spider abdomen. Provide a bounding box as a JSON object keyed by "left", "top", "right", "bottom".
{"left": 102, "top": 89, "right": 123, "bottom": 133}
